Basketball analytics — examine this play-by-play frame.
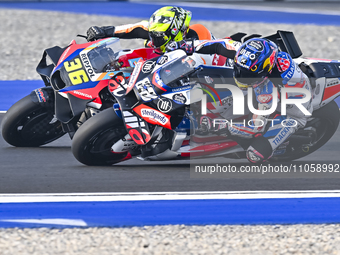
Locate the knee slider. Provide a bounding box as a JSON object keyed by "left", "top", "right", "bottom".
{"left": 246, "top": 136, "right": 273, "bottom": 163}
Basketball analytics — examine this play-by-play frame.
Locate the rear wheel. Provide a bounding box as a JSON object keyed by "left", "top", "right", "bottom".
{"left": 1, "top": 95, "right": 65, "bottom": 147}
{"left": 71, "top": 107, "right": 129, "bottom": 166}
{"left": 271, "top": 100, "right": 340, "bottom": 161}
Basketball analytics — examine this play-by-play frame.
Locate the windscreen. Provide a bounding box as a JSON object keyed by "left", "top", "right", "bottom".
{"left": 87, "top": 38, "right": 122, "bottom": 73}
{"left": 159, "top": 56, "right": 196, "bottom": 87}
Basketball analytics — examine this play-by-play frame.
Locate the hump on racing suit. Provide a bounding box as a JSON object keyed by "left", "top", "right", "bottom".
{"left": 189, "top": 24, "right": 215, "bottom": 40}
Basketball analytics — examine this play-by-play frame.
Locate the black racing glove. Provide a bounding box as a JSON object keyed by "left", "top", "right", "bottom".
{"left": 165, "top": 40, "right": 195, "bottom": 55}
{"left": 86, "top": 26, "right": 115, "bottom": 42}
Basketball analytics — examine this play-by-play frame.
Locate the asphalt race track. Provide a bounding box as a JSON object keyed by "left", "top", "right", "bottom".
{"left": 1, "top": 113, "right": 340, "bottom": 194}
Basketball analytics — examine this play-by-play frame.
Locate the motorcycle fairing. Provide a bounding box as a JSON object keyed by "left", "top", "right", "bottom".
{"left": 126, "top": 59, "right": 144, "bottom": 94}
{"left": 112, "top": 95, "right": 152, "bottom": 146}
{"left": 30, "top": 87, "right": 54, "bottom": 107}
{"left": 110, "top": 75, "right": 152, "bottom": 145}
{"left": 119, "top": 48, "right": 158, "bottom": 67}
{"left": 54, "top": 49, "right": 85, "bottom": 73}
{"left": 126, "top": 58, "right": 173, "bottom": 101}
{"left": 54, "top": 91, "right": 92, "bottom": 124}
{"left": 96, "top": 71, "right": 132, "bottom": 81}
{"left": 113, "top": 103, "right": 122, "bottom": 119}
{"left": 56, "top": 39, "right": 97, "bottom": 66}
{"left": 161, "top": 88, "right": 190, "bottom": 106}
{"left": 322, "top": 80, "right": 340, "bottom": 101}
{"left": 151, "top": 70, "right": 167, "bottom": 93}
{"left": 307, "top": 62, "right": 340, "bottom": 104}
{"left": 134, "top": 77, "right": 159, "bottom": 102}
{"left": 133, "top": 104, "right": 172, "bottom": 130}
{"left": 294, "top": 60, "right": 340, "bottom": 109}
{"left": 122, "top": 110, "right": 151, "bottom": 145}
{"left": 53, "top": 38, "right": 122, "bottom": 90}
{"left": 36, "top": 46, "right": 68, "bottom": 87}
{"left": 59, "top": 79, "right": 109, "bottom": 109}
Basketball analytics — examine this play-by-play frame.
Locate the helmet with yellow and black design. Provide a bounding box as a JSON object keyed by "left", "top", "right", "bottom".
{"left": 148, "top": 6, "right": 192, "bottom": 53}
{"left": 233, "top": 38, "right": 279, "bottom": 89}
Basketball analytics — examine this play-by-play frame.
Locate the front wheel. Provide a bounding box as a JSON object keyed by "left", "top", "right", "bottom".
{"left": 71, "top": 107, "right": 129, "bottom": 166}
{"left": 1, "top": 95, "right": 65, "bottom": 147}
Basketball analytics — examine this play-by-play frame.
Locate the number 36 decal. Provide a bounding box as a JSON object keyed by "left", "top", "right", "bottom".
{"left": 63, "top": 58, "right": 89, "bottom": 85}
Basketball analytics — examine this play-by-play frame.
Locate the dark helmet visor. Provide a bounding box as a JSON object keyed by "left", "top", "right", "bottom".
{"left": 233, "top": 64, "right": 266, "bottom": 87}
{"left": 149, "top": 31, "right": 168, "bottom": 48}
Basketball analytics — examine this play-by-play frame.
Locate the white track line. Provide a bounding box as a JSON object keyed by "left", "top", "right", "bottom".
{"left": 0, "top": 219, "right": 87, "bottom": 226}
{"left": 1, "top": 190, "right": 340, "bottom": 203}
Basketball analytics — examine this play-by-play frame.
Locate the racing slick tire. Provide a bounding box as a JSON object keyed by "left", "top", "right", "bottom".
{"left": 1, "top": 95, "right": 65, "bottom": 147}
{"left": 71, "top": 107, "right": 130, "bottom": 166}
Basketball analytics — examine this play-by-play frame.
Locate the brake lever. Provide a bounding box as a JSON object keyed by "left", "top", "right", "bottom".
{"left": 77, "top": 34, "right": 88, "bottom": 39}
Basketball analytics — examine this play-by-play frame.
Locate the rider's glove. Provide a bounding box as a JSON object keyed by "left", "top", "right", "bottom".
{"left": 166, "top": 40, "right": 195, "bottom": 55}
{"left": 86, "top": 26, "right": 115, "bottom": 42}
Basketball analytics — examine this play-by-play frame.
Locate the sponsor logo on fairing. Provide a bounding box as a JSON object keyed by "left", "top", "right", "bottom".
{"left": 140, "top": 109, "right": 169, "bottom": 125}
{"left": 157, "top": 55, "right": 168, "bottom": 65}
{"left": 72, "top": 90, "right": 93, "bottom": 99}
{"left": 142, "top": 61, "right": 156, "bottom": 73}
{"left": 35, "top": 89, "right": 46, "bottom": 103}
{"left": 157, "top": 98, "right": 172, "bottom": 113}
{"left": 173, "top": 93, "right": 187, "bottom": 104}
{"left": 172, "top": 85, "right": 190, "bottom": 92}
{"left": 80, "top": 53, "right": 95, "bottom": 78}
{"left": 127, "top": 61, "right": 143, "bottom": 93}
